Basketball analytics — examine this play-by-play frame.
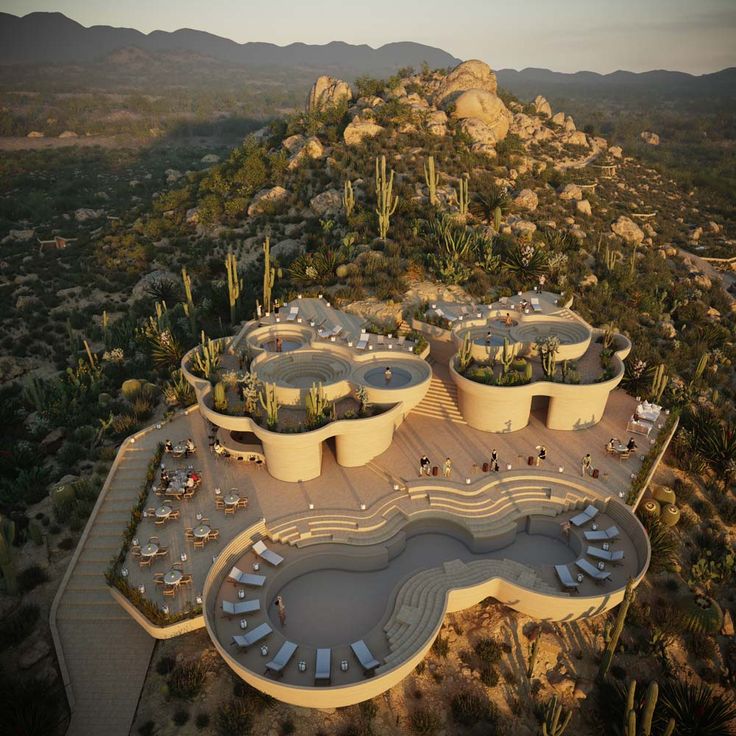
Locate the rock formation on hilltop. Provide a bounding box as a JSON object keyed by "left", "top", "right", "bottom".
{"left": 434, "top": 59, "right": 498, "bottom": 107}
{"left": 452, "top": 89, "right": 511, "bottom": 143}
{"left": 306, "top": 76, "right": 353, "bottom": 112}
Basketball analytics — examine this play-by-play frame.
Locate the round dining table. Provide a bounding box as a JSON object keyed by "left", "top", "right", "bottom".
{"left": 164, "top": 569, "right": 183, "bottom": 586}
{"left": 193, "top": 524, "right": 211, "bottom": 539}
{"left": 140, "top": 543, "right": 159, "bottom": 557}
{"left": 155, "top": 506, "right": 172, "bottom": 519}
{"left": 224, "top": 493, "right": 240, "bottom": 506}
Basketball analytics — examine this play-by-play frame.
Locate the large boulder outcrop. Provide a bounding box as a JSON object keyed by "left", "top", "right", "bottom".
{"left": 426, "top": 110, "right": 448, "bottom": 136}
{"left": 309, "top": 189, "right": 342, "bottom": 216}
{"left": 534, "top": 95, "right": 552, "bottom": 117}
{"left": 640, "top": 131, "right": 660, "bottom": 146}
{"left": 452, "top": 90, "right": 510, "bottom": 141}
{"left": 459, "top": 117, "right": 499, "bottom": 146}
{"left": 611, "top": 215, "right": 645, "bottom": 245}
{"left": 247, "top": 186, "right": 288, "bottom": 217}
{"left": 434, "top": 59, "right": 498, "bottom": 107}
{"left": 513, "top": 189, "right": 538, "bottom": 212}
{"left": 306, "top": 76, "right": 352, "bottom": 112}
{"left": 286, "top": 136, "right": 325, "bottom": 170}
{"left": 343, "top": 117, "right": 384, "bottom": 146}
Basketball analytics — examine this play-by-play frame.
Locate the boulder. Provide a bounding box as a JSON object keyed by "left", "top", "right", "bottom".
{"left": 691, "top": 226, "right": 703, "bottom": 241}
{"left": 693, "top": 272, "right": 712, "bottom": 290}
{"left": 185, "top": 207, "right": 200, "bottom": 225}
{"left": 40, "top": 427, "right": 65, "bottom": 454}
{"left": 309, "top": 189, "right": 342, "bottom": 216}
{"left": 611, "top": 216, "right": 645, "bottom": 245}
{"left": 564, "top": 116, "right": 577, "bottom": 132}
{"left": 271, "top": 238, "right": 304, "bottom": 260}
{"left": 563, "top": 130, "right": 588, "bottom": 147}
{"left": 508, "top": 216, "right": 537, "bottom": 238}
{"left": 609, "top": 145, "right": 623, "bottom": 159}
{"left": 74, "top": 208, "right": 103, "bottom": 222}
{"left": 27, "top": 130, "right": 44, "bottom": 138}
{"left": 164, "top": 168, "right": 183, "bottom": 184}
{"left": 459, "top": 117, "right": 499, "bottom": 146}
{"left": 306, "top": 76, "right": 352, "bottom": 112}
{"left": 1, "top": 228, "right": 35, "bottom": 244}
{"left": 551, "top": 112, "right": 566, "bottom": 126}
{"left": 471, "top": 143, "right": 498, "bottom": 159}
{"left": 576, "top": 199, "right": 592, "bottom": 216}
{"left": 659, "top": 321, "right": 677, "bottom": 339}
{"left": 426, "top": 109, "right": 448, "bottom": 136}
{"left": 287, "top": 136, "right": 325, "bottom": 170}
{"left": 534, "top": 95, "right": 552, "bottom": 117}
{"left": 452, "top": 90, "right": 510, "bottom": 141}
{"left": 282, "top": 134, "right": 305, "bottom": 154}
{"left": 640, "top": 131, "right": 660, "bottom": 146}
{"left": 58, "top": 130, "right": 78, "bottom": 138}
{"left": 343, "top": 117, "right": 384, "bottom": 146}
{"left": 434, "top": 59, "right": 498, "bottom": 107}
{"left": 708, "top": 221, "right": 721, "bottom": 234}
{"left": 247, "top": 186, "right": 288, "bottom": 216}
{"left": 200, "top": 153, "right": 220, "bottom": 164}
{"left": 559, "top": 184, "right": 583, "bottom": 201}
{"left": 513, "top": 189, "right": 538, "bottom": 212}
{"left": 579, "top": 273, "right": 598, "bottom": 288}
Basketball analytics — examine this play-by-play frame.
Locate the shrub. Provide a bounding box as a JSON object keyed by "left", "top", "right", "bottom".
{"left": 479, "top": 665, "right": 500, "bottom": 686}
{"left": 0, "top": 672, "right": 66, "bottom": 736}
{"left": 474, "top": 637, "right": 502, "bottom": 666}
{"left": 173, "top": 708, "right": 189, "bottom": 726}
{"left": 17, "top": 565, "right": 50, "bottom": 593}
{"left": 156, "top": 655, "right": 176, "bottom": 676}
{"left": 0, "top": 604, "right": 40, "bottom": 648}
{"left": 410, "top": 707, "right": 441, "bottom": 734}
{"left": 431, "top": 634, "right": 449, "bottom": 658}
{"left": 280, "top": 717, "right": 296, "bottom": 735}
{"left": 137, "top": 721, "right": 156, "bottom": 736}
{"left": 168, "top": 659, "right": 209, "bottom": 700}
{"left": 450, "top": 688, "right": 496, "bottom": 726}
{"left": 217, "top": 699, "right": 254, "bottom": 736}
{"left": 659, "top": 678, "right": 736, "bottom": 735}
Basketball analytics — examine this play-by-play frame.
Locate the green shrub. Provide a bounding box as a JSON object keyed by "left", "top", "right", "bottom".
{"left": 17, "top": 565, "right": 50, "bottom": 593}
{"left": 0, "top": 604, "right": 40, "bottom": 648}
{"left": 450, "top": 689, "right": 496, "bottom": 726}
{"left": 195, "top": 712, "right": 210, "bottom": 729}
{"left": 168, "top": 659, "right": 209, "bottom": 700}
{"left": 217, "top": 699, "right": 254, "bottom": 736}
{"left": 474, "top": 637, "right": 502, "bottom": 666}
{"left": 410, "top": 707, "right": 441, "bottom": 734}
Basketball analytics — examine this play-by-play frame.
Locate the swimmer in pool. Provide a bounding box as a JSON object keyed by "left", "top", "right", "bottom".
{"left": 384, "top": 367, "right": 392, "bottom": 383}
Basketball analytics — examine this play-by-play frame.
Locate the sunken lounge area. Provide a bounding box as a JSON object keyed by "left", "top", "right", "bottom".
{"left": 202, "top": 475, "right": 649, "bottom": 707}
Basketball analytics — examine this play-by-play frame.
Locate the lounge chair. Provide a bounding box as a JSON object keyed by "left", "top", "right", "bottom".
{"left": 252, "top": 540, "right": 284, "bottom": 566}
{"left": 376, "top": 334, "right": 385, "bottom": 346}
{"left": 351, "top": 639, "right": 379, "bottom": 675}
{"left": 265, "top": 641, "right": 298, "bottom": 676}
{"left": 318, "top": 326, "right": 332, "bottom": 339}
{"left": 570, "top": 504, "right": 599, "bottom": 527}
{"left": 530, "top": 297, "right": 542, "bottom": 313}
{"left": 315, "top": 648, "right": 331, "bottom": 684}
{"left": 356, "top": 336, "right": 369, "bottom": 350}
{"left": 575, "top": 557, "right": 612, "bottom": 582}
{"left": 287, "top": 306, "right": 299, "bottom": 322}
{"left": 227, "top": 566, "right": 266, "bottom": 587}
{"left": 331, "top": 325, "right": 343, "bottom": 338}
{"left": 584, "top": 526, "right": 620, "bottom": 541}
{"left": 587, "top": 546, "right": 625, "bottom": 565}
{"left": 554, "top": 564, "right": 579, "bottom": 592}
{"left": 397, "top": 335, "right": 406, "bottom": 346}
{"left": 222, "top": 599, "right": 261, "bottom": 616}
{"left": 232, "top": 622, "right": 272, "bottom": 648}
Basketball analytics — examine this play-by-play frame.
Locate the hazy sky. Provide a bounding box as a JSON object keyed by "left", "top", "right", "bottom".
{"left": 3, "top": 0, "right": 735, "bottom": 74}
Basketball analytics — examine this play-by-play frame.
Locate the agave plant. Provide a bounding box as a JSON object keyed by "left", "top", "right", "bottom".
{"left": 470, "top": 177, "right": 509, "bottom": 225}
{"left": 682, "top": 407, "right": 736, "bottom": 487}
{"left": 640, "top": 516, "right": 679, "bottom": 574}
{"left": 503, "top": 242, "right": 549, "bottom": 279}
{"left": 658, "top": 678, "right": 736, "bottom": 736}
{"left": 427, "top": 215, "right": 491, "bottom": 284}
{"left": 163, "top": 369, "right": 196, "bottom": 408}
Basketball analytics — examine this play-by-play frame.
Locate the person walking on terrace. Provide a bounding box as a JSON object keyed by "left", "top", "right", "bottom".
{"left": 581, "top": 453, "right": 592, "bottom": 477}
{"left": 490, "top": 449, "right": 498, "bottom": 466}
{"left": 274, "top": 595, "right": 286, "bottom": 626}
{"left": 536, "top": 445, "right": 547, "bottom": 466}
{"left": 419, "top": 454, "right": 431, "bottom": 477}
{"left": 443, "top": 457, "right": 453, "bottom": 478}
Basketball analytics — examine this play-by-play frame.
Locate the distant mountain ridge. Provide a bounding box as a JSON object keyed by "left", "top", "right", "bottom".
{"left": 0, "top": 12, "right": 461, "bottom": 75}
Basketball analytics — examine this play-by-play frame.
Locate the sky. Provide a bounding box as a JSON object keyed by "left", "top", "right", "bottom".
{"left": 2, "top": 0, "right": 735, "bottom": 74}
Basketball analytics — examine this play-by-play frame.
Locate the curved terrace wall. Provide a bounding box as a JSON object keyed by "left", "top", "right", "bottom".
{"left": 202, "top": 475, "right": 649, "bottom": 708}
{"left": 450, "top": 331, "right": 631, "bottom": 432}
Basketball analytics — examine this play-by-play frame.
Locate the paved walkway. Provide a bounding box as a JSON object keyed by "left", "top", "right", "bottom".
{"left": 51, "top": 415, "right": 193, "bottom": 736}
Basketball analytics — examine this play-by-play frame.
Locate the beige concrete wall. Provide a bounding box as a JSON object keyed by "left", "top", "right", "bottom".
{"left": 108, "top": 588, "right": 205, "bottom": 639}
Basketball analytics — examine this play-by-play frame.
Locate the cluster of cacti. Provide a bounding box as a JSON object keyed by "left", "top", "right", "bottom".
{"left": 523, "top": 360, "right": 533, "bottom": 383}
{"left": 457, "top": 334, "right": 473, "bottom": 373}
{"left": 241, "top": 371, "right": 261, "bottom": 416}
{"left": 0, "top": 515, "right": 17, "bottom": 594}
{"left": 424, "top": 155, "right": 440, "bottom": 207}
{"left": 599, "top": 578, "right": 635, "bottom": 678}
{"left": 604, "top": 245, "right": 623, "bottom": 271}
{"left": 602, "top": 324, "right": 616, "bottom": 350}
{"left": 455, "top": 174, "right": 469, "bottom": 216}
{"left": 650, "top": 363, "right": 668, "bottom": 403}
{"left": 691, "top": 351, "right": 709, "bottom": 384}
{"left": 499, "top": 337, "right": 515, "bottom": 375}
{"left": 629, "top": 244, "right": 639, "bottom": 278}
{"left": 225, "top": 249, "right": 243, "bottom": 326}
{"left": 527, "top": 634, "right": 540, "bottom": 678}
{"left": 343, "top": 179, "right": 355, "bottom": 218}
{"left": 262, "top": 237, "right": 277, "bottom": 314}
{"left": 192, "top": 331, "right": 222, "bottom": 381}
{"left": 213, "top": 381, "right": 227, "bottom": 412}
{"left": 536, "top": 336, "right": 560, "bottom": 379}
{"left": 375, "top": 155, "right": 398, "bottom": 240}
{"left": 181, "top": 266, "right": 197, "bottom": 338}
{"left": 355, "top": 384, "right": 369, "bottom": 414}
{"left": 259, "top": 383, "right": 279, "bottom": 428}
{"left": 305, "top": 382, "right": 330, "bottom": 425}
{"left": 623, "top": 680, "right": 675, "bottom": 736}
{"left": 542, "top": 695, "right": 572, "bottom": 736}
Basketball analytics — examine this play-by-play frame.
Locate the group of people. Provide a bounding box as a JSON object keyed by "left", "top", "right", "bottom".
{"left": 418, "top": 454, "right": 453, "bottom": 478}
{"left": 164, "top": 438, "right": 197, "bottom": 458}
{"left": 606, "top": 437, "right": 638, "bottom": 453}
{"left": 159, "top": 467, "right": 201, "bottom": 490}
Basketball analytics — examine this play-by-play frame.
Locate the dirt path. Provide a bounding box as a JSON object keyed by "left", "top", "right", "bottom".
{"left": 677, "top": 247, "right": 736, "bottom": 302}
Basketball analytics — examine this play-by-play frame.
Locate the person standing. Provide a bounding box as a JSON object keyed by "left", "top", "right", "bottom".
{"left": 536, "top": 445, "right": 546, "bottom": 466}
{"left": 274, "top": 595, "right": 286, "bottom": 626}
{"left": 384, "top": 367, "right": 392, "bottom": 383}
{"left": 443, "top": 457, "right": 453, "bottom": 478}
{"left": 581, "top": 453, "right": 592, "bottom": 477}
{"left": 419, "top": 454, "right": 431, "bottom": 476}
{"left": 490, "top": 449, "right": 498, "bottom": 465}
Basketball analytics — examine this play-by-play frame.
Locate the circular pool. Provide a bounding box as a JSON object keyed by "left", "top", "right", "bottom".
{"left": 260, "top": 338, "right": 302, "bottom": 353}
{"left": 511, "top": 321, "right": 589, "bottom": 346}
{"left": 362, "top": 366, "right": 413, "bottom": 388}
{"left": 255, "top": 350, "right": 352, "bottom": 389}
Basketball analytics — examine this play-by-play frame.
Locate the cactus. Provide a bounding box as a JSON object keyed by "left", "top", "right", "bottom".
{"left": 650, "top": 364, "right": 668, "bottom": 404}
{"left": 343, "top": 179, "right": 355, "bottom": 218}
{"left": 599, "top": 578, "right": 635, "bottom": 679}
{"left": 181, "top": 266, "right": 197, "bottom": 338}
{"left": 213, "top": 382, "right": 227, "bottom": 412}
{"left": 499, "top": 336, "right": 515, "bottom": 375}
{"left": 536, "top": 336, "right": 560, "bottom": 379}
{"left": 523, "top": 360, "right": 533, "bottom": 383}
{"left": 305, "top": 382, "right": 329, "bottom": 426}
{"left": 527, "top": 635, "right": 540, "bottom": 679}
{"left": 424, "top": 156, "right": 440, "bottom": 207}
{"left": 192, "top": 331, "right": 222, "bottom": 381}
{"left": 692, "top": 351, "right": 709, "bottom": 384}
{"left": 375, "top": 155, "right": 398, "bottom": 240}
{"left": 604, "top": 245, "right": 624, "bottom": 271}
{"left": 121, "top": 378, "right": 143, "bottom": 399}
{"left": 0, "top": 515, "right": 17, "bottom": 594}
{"left": 457, "top": 334, "right": 473, "bottom": 373}
{"left": 262, "top": 237, "right": 277, "bottom": 314}
{"left": 454, "top": 174, "right": 469, "bottom": 216}
{"left": 355, "top": 385, "right": 370, "bottom": 414}
{"left": 259, "top": 383, "right": 279, "bottom": 429}
{"left": 83, "top": 339, "right": 97, "bottom": 370}
{"left": 241, "top": 371, "right": 261, "bottom": 416}
{"left": 225, "top": 249, "right": 243, "bottom": 326}
{"left": 623, "top": 680, "right": 675, "bottom": 736}
{"left": 542, "top": 695, "right": 572, "bottom": 736}
{"left": 493, "top": 205, "right": 502, "bottom": 233}
{"left": 102, "top": 309, "right": 110, "bottom": 346}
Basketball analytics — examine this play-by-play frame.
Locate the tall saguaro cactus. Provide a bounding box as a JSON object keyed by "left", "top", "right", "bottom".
{"left": 375, "top": 155, "right": 398, "bottom": 240}
{"left": 192, "top": 331, "right": 222, "bottom": 381}
{"left": 457, "top": 334, "right": 473, "bottom": 373}
{"left": 499, "top": 336, "right": 515, "bottom": 375}
{"left": 262, "top": 237, "right": 276, "bottom": 314}
{"left": 0, "top": 515, "right": 17, "bottom": 595}
{"left": 623, "top": 680, "right": 675, "bottom": 736}
{"left": 599, "top": 578, "right": 635, "bottom": 679}
{"left": 542, "top": 695, "right": 572, "bottom": 736}
{"left": 225, "top": 249, "right": 242, "bottom": 326}
{"left": 455, "top": 174, "right": 469, "bottom": 217}
{"left": 342, "top": 179, "right": 355, "bottom": 218}
{"left": 259, "top": 383, "right": 279, "bottom": 429}
{"left": 650, "top": 364, "right": 668, "bottom": 404}
{"left": 424, "top": 155, "right": 440, "bottom": 207}
{"left": 305, "top": 382, "right": 329, "bottom": 426}
{"left": 181, "top": 266, "right": 197, "bottom": 338}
